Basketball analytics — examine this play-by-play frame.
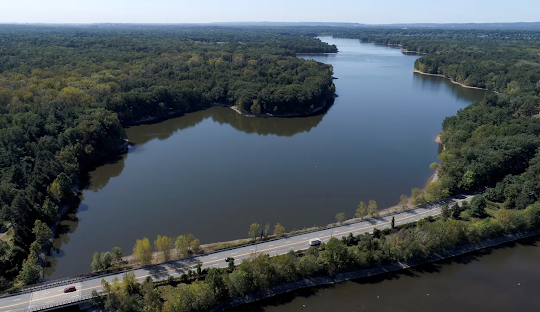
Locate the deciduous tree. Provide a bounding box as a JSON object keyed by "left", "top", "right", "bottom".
{"left": 368, "top": 200, "right": 379, "bottom": 218}
{"left": 273, "top": 223, "right": 285, "bottom": 237}
{"left": 133, "top": 238, "right": 152, "bottom": 265}
{"left": 355, "top": 201, "right": 367, "bottom": 219}
{"left": 248, "top": 223, "right": 261, "bottom": 240}
{"left": 335, "top": 212, "right": 346, "bottom": 225}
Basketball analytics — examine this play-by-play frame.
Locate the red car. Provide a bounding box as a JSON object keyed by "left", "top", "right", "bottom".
{"left": 63, "top": 286, "right": 76, "bottom": 293}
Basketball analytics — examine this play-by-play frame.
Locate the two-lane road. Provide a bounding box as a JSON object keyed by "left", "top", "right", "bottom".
{"left": 0, "top": 195, "right": 472, "bottom": 312}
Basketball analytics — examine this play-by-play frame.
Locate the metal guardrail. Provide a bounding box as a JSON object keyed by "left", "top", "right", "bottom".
{"left": 9, "top": 292, "right": 100, "bottom": 312}
{"left": 1, "top": 194, "right": 473, "bottom": 301}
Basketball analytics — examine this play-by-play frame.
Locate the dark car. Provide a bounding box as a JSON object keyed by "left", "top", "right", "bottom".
{"left": 63, "top": 286, "right": 76, "bottom": 293}
{"left": 225, "top": 257, "right": 234, "bottom": 262}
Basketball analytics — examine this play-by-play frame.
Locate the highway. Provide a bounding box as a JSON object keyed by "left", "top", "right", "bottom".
{"left": 0, "top": 195, "right": 472, "bottom": 312}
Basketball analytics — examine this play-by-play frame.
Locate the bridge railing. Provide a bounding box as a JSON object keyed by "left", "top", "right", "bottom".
{"left": 1, "top": 194, "right": 474, "bottom": 301}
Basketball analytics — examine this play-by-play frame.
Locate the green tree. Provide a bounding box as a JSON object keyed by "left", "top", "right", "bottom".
{"left": 248, "top": 223, "right": 261, "bottom": 240}
{"left": 17, "top": 251, "right": 41, "bottom": 285}
{"left": 206, "top": 268, "right": 228, "bottom": 302}
{"left": 228, "top": 258, "right": 235, "bottom": 272}
{"left": 355, "top": 201, "right": 367, "bottom": 219}
{"left": 274, "top": 223, "right": 285, "bottom": 237}
{"left": 133, "top": 238, "right": 152, "bottom": 265}
{"left": 335, "top": 212, "right": 346, "bottom": 225}
{"left": 154, "top": 235, "right": 174, "bottom": 262}
{"left": 425, "top": 180, "right": 450, "bottom": 202}
{"left": 49, "top": 172, "right": 73, "bottom": 202}
{"left": 263, "top": 223, "right": 270, "bottom": 238}
{"left": 100, "top": 252, "right": 112, "bottom": 269}
{"left": 111, "top": 247, "right": 123, "bottom": 264}
{"left": 38, "top": 197, "right": 58, "bottom": 223}
{"left": 391, "top": 216, "right": 395, "bottom": 229}
{"left": 175, "top": 235, "right": 190, "bottom": 258}
{"left": 368, "top": 200, "right": 379, "bottom": 218}
{"left": 451, "top": 202, "right": 462, "bottom": 219}
{"left": 469, "top": 195, "right": 487, "bottom": 218}
{"left": 32, "top": 219, "right": 51, "bottom": 247}
{"left": 411, "top": 188, "right": 427, "bottom": 205}
{"left": 91, "top": 251, "right": 103, "bottom": 271}
{"left": 441, "top": 204, "right": 451, "bottom": 219}
{"left": 141, "top": 276, "right": 161, "bottom": 311}
{"left": 191, "top": 239, "right": 201, "bottom": 254}
{"left": 399, "top": 194, "right": 409, "bottom": 212}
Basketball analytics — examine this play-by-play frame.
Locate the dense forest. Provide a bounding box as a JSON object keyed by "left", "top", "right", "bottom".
{"left": 84, "top": 25, "right": 540, "bottom": 311}
{"left": 0, "top": 25, "right": 337, "bottom": 291}
{"left": 2, "top": 24, "right": 540, "bottom": 308}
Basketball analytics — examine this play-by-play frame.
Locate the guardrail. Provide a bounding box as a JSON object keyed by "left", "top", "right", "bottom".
{"left": 1, "top": 194, "right": 473, "bottom": 301}
{"left": 6, "top": 292, "right": 98, "bottom": 312}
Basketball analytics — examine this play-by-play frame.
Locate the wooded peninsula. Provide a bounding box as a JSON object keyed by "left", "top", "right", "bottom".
{"left": 2, "top": 25, "right": 540, "bottom": 312}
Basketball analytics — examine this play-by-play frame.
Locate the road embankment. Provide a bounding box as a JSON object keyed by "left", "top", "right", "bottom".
{"left": 213, "top": 228, "right": 540, "bottom": 311}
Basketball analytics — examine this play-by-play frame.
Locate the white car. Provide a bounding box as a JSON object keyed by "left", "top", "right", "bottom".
{"left": 309, "top": 238, "right": 321, "bottom": 246}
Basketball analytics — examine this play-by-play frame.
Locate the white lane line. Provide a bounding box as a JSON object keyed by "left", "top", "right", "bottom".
{"left": 285, "top": 241, "right": 292, "bottom": 243}
{"left": 231, "top": 252, "right": 236, "bottom": 255}
{"left": 72, "top": 295, "right": 78, "bottom": 298}
{"left": 46, "top": 301, "right": 54, "bottom": 303}
{"left": 13, "top": 298, "right": 20, "bottom": 301}
{"left": 249, "top": 248, "right": 254, "bottom": 251}
{"left": 211, "top": 257, "right": 217, "bottom": 259}
{"left": 269, "top": 245, "right": 274, "bottom": 247}
{"left": 43, "top": 292, "right": 50, "bottom": 294}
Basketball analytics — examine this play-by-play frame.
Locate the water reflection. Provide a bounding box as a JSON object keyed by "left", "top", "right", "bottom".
{"left": 46, "top": 38, "right": 488, "bottom": 279}
{"left": 412, "top": 72, "right": 489, "bottom": 103}
{"left": 127, "top": 106, "right": 328, "bottom": 146}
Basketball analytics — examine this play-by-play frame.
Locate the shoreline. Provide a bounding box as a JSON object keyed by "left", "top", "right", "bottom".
{"left": 413, "top": 68, "right": 489, "bottom": 91}
{"left": 215, "top": 229, "right": 540, "bottom": 311}
{"left": 42, "top": 140, "right": 130, "bottom": 267}
{"left": 228, "top": 99, "right": 332, "bottom": 118}
{"left": 296, "top": 52, "right": 338, "bottom": 55}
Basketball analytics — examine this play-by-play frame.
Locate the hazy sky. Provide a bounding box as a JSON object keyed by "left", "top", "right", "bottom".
{"left": 2, "top": 0, "right": 539, "bottom": 24}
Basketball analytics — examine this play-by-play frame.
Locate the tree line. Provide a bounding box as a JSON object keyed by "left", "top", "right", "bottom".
{"left": 0, "top": 25, "right": 336, "bottom": 292}
{"left": 89, "top": 199, "right": 540, "bottom": 311}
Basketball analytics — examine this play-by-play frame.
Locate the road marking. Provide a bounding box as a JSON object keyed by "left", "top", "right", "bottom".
{"left": 285, "top": 241, "right": 291, "bottom": 243}
{"left": 43, "top": 292, "right": 50, "bottom": 294}
{"left": 46, "top": 301, "right": 53, "bottom": 303}
{"left": 231, "top": 252, "right": 236, "bottom": 255}
{"left": 0, "top": 197, "right": 473, "bottom": 310}
{"left": 211, "top": 257, "right": 217, "bottom": 259}
{"left": 269, "top": 245, "right": 274, "bottom": 247}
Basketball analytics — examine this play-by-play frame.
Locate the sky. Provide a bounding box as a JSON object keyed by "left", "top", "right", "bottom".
{"left": 2, "top": 0, "right": 539, "bottom": 24}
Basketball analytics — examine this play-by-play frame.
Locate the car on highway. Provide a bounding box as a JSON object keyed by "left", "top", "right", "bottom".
{"left": 225, "top": 257, "right": 234, "bottom": 262}
{"left": 309, "top": 238, "right": 322, "bottom": 246}
{"left": 63, "top": 286, "right": 76, "bottom": 293}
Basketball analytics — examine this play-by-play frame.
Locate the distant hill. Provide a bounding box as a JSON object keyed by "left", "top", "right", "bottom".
{"left": 208, "top": 21, "right": 540, "bottom": 30}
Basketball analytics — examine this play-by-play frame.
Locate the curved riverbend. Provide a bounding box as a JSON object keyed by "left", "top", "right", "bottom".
{"left": 45, "top": 37, "right": 488, "bottom": 279}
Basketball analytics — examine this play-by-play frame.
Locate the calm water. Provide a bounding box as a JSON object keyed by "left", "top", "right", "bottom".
{"left": 46, "top": 37, "right": 487, "bottom": 279}
{"left": 233, "top": 236, "right": 540, "bottom": 312}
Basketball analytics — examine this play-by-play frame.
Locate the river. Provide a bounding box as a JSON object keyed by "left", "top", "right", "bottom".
{"left": 231, "top": 235, "right": 540, "bottom": 312}
{"left": 45, "top": 37, "right": 487, "bottom": 279}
